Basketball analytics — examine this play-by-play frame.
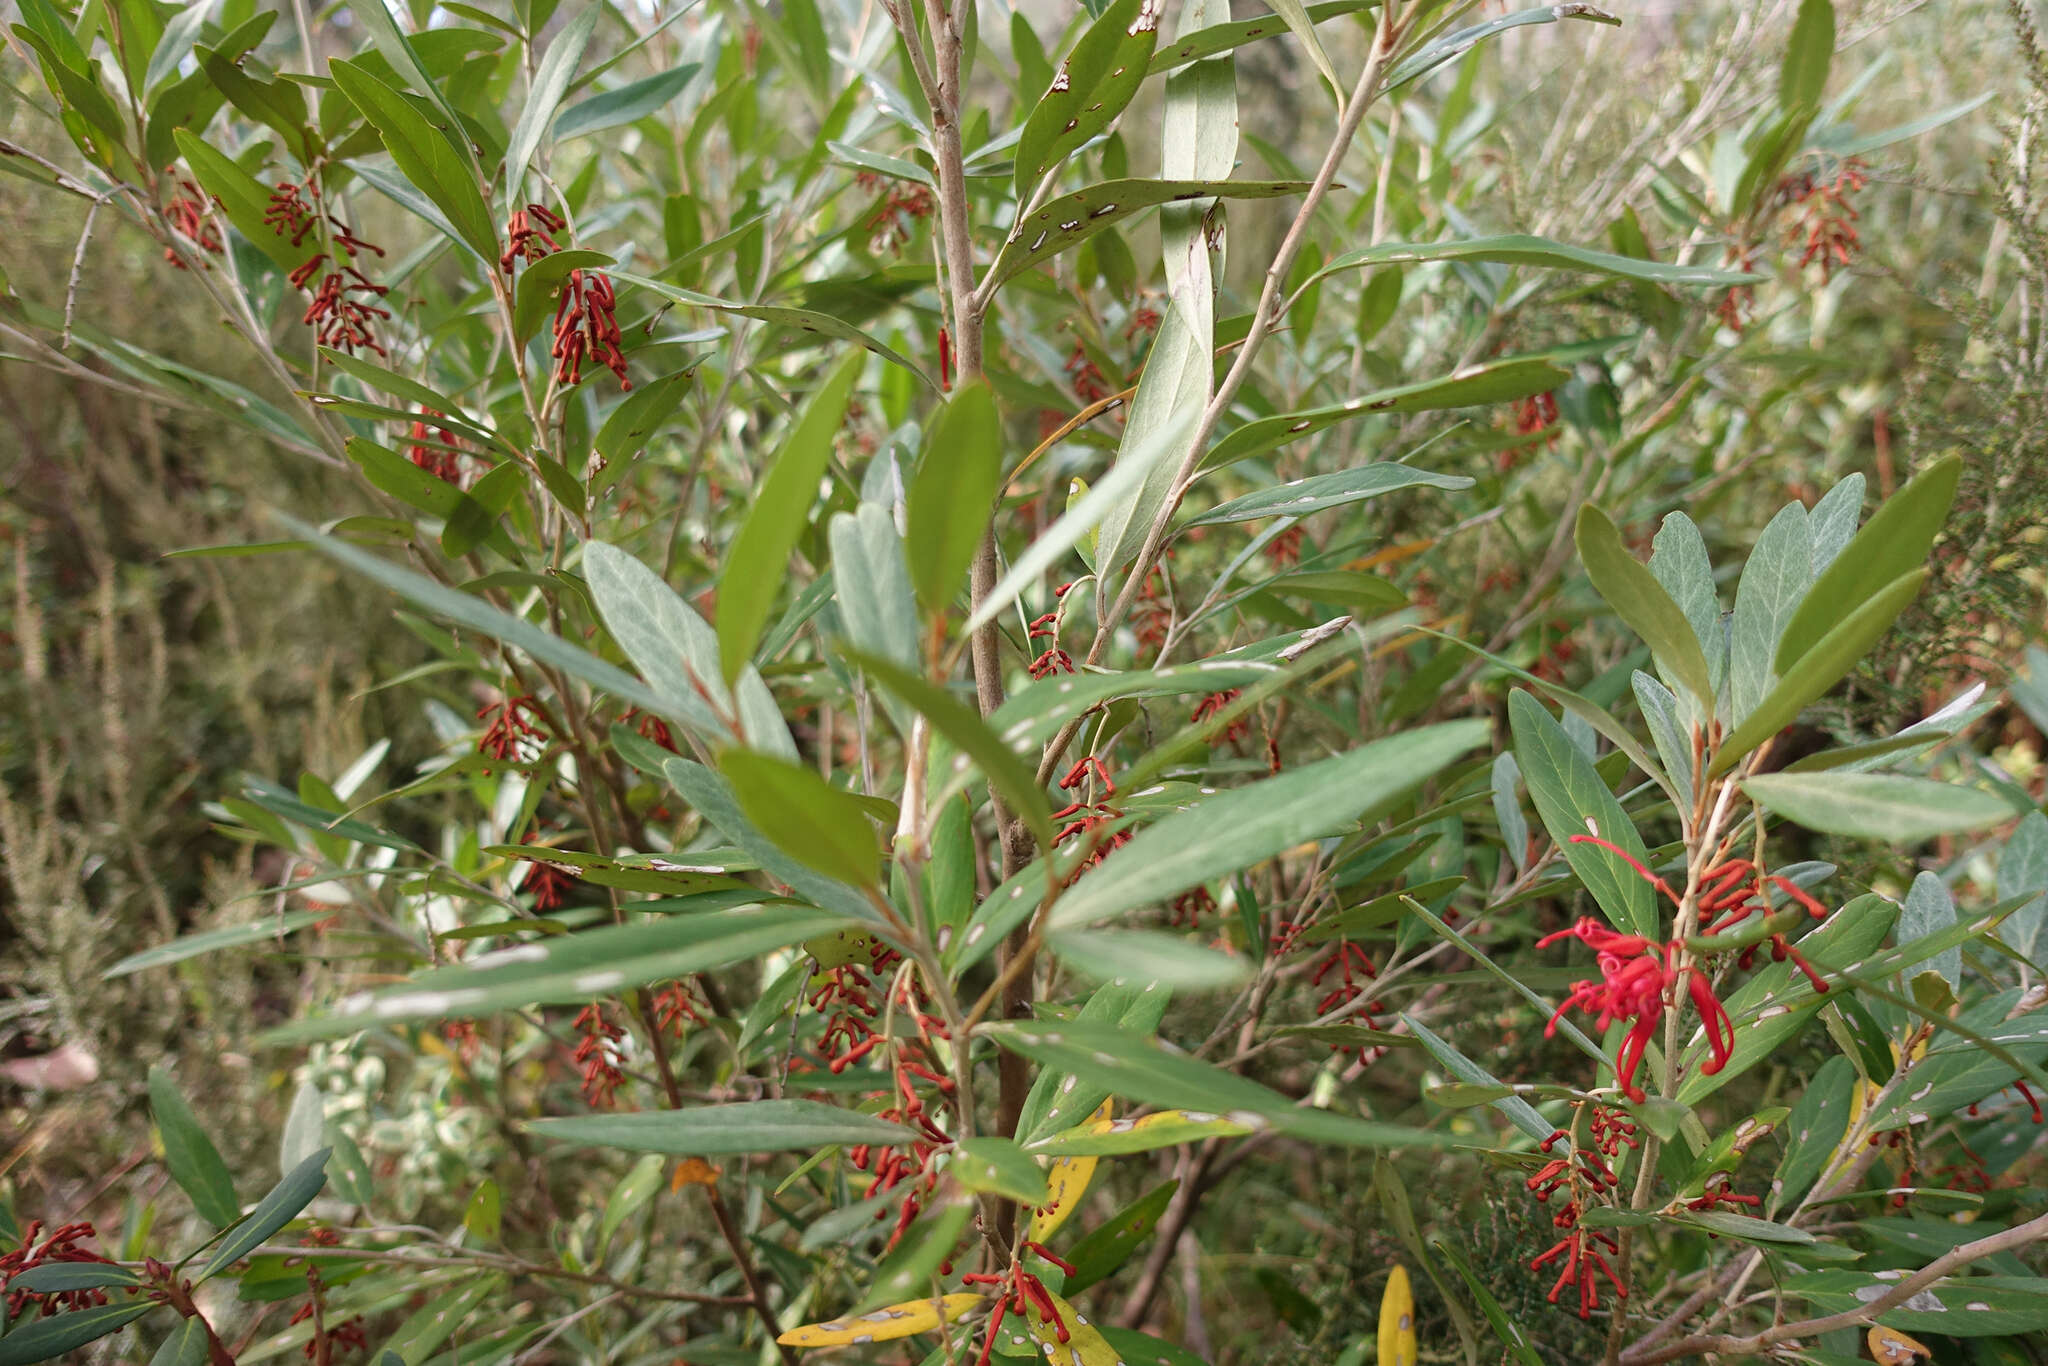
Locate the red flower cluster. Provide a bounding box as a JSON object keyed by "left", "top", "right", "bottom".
{"left": 652, "top": 982, "right": 703, "bottom": 1037}
{"left": 264, "top": 181, "right": 391, "bottom": 355}
{"left": 860, "top": 174, "right": 936, "bottom": 253}
{"left": 500, "top": 202, "right": 565, "bottom": 272}
{"left": 1780, "top": 157, "right": 1869, "bottom": 283}
{"left": 1065, "top": 342, "right": 1113, "bottom": 403}
{"left": 2, "top": 1220, "right": 115, "bottom": 1317}
{"left": 552, "top": 267, "right": 629, "bottom": 389}
{"left": 1028, "top": 598, "right": 1073, "bottom": 679}
{"left": 572, "top": 1002, "right": 627, "bottom": 1107}
{"left": 1311, "top": 941, "right": 1388, "bottom": 1064}
{"left": 1192, "top": 689, "right": 1249, "bottom": 744}
{"left": 1052, "top": 756, "right": 1132, "bottom": 884}
{"left": 1263, "top": 524, "right": 1306, "bottom": 569}
{"left": 1506, "top": 391, "right": 1560, "bottom": 466}
{"left": 476, "top": 694, "right": 548, "bottom": 771}
{"left": 406, "top": 409, "right": 468, "bottom": 485}
{"left": 1169, "top": 885, "right": 1216, "bottom": 928}
{"left": 830, "top": 975, "right": 956, "bottom": 1251}
{"left": 1123, "top": 304, "right": 1162, "bottom": 340}
{"left": 1540, "top": 911, "right": 1732, "bottom": 1104}
{"left": 963, "top": 1243, "right": 1078, "bottom": 1366}
{"left": 162, "top": 177, "right": 221, "bottom": 267}
{"left": 1131, "top": 557, "right": 1173, "bottom": 654}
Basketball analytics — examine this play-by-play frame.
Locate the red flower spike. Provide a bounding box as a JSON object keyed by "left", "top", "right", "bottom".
{"left": 1686, "top": 968, "right": 1735, "bottom": 1074}
{"left": 1192, "top": 689, "right": 1250, "bottom": 743}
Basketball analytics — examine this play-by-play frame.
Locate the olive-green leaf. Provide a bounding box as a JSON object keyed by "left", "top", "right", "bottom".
{"left": 526, "top": 1100, "right": 918, "bottom": 1154}
{"left": 1013, "top": 0, "right": 1162, "bottom": 198}
{"left": 1773, "top": 456, "right": 1958, "bottom": 675}
{"left": 0, "top": 1302, "right": 154, "bottom": 1366}
{"left": 988, "top": 179, "right": 1305, "bottom": 290}
{"left": 503, "top": 1, "right": 601, "bottom": 207}
{"left": 1743, "top": 773, "right": 2014, "bottom": 843}
{"left": 1047, "top": 720, "right": 1489, "bottom": 930}
{"left": 950, "top": 1137, "right": 1050, "bottom": 1205}
{"left": 198, "top": 1147, "right": 331, "bottom": 1280}
{"left": 1508, "top": 689, "right": 1659, "bottom": 938}
{"left": 718, "top": 750, "right": 882, "bottom": 888}
{"left": 1779, "top": 0, "right": 1835, "bottom": 111}
{"left": 904, "top": 379, "right": 1004, "bottom": 614}
{"left": 1714, "top": 569, "right": 1927, "bottom": 774}
{"left": 329, "top": 59, "right": 498, "bottom": 266}
{"left": 718, "top": 350, "right": 864, "bottom": 683}
{"left": 148, "top": 1065, "right": 241, "bottom": 1227}
{"left": 1311, "top": 233, "right": 1759, "bottom": 291}
{"left": 1576, "top": 504, "right": 1716, "bottom": 710}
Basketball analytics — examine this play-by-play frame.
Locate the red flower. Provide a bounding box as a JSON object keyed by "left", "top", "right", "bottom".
{"left": 551, "top": 269, "right": 630, "bottom": 389}
{"left": 1, "top": 1221, "right": 114, "bottom": 1317}
{"left": 1538, "top": 913, "right": 1733, "bottom": 1103}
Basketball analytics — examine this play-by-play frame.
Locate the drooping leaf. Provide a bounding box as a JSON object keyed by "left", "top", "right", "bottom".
{"left": 1047, "top": 721, "right": 1488, "bottom": 930}
{"left": 528, "top": 1100, "right": 919, "bottom": 1155}
{"left": 1744, "top": 772, "right": 2014, "bottom": 843}
{"left": 719, "top": 351, "right": 864, "bottom": 683}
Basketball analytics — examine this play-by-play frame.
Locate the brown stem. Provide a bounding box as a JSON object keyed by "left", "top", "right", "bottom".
{"left": 1623, "top": 1209, "right": 2048, "bottom": 1365}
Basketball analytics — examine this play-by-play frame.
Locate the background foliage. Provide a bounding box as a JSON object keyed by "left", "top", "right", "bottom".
{"left": 2, "top": 0, "right": 2046, "bottom": 1363}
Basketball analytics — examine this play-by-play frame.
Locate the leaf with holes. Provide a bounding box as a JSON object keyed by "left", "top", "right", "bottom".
{"left": 1013, "top": 0, "right": 1164, "bottom": 198}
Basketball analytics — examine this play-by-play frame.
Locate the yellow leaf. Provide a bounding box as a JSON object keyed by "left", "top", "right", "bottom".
{"left": 1868, "top": 1325, "right": 1932, "bottom": 1363}
{"left": 1023, "top": 1288, "right": 1121, "bottom": 1366}
{"left": 778, "top": 1292, "right": 984, "bottom": 1348}
{"left": 670, "top": 1157, "right": 721, "bottom": 1190}
{"left": 1378, "top": 1265, "right": 1417, "bottom": 1366}
{"left": 805, "top": 929, "right": 879, "bottom": 977}
{"left": 1030, "top": 1099, "right": 1111, "bottom": 1242}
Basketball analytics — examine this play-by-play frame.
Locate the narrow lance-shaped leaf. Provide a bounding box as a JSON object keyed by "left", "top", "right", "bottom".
{"left": 503, "top": 2, "right": 601, "bottom": 208}
{"left": 528, "top": 1100, "right": 919, "bottom": 1154}
{"left": 904, "top": 379, "right": 1003, "bottom": 614}
{"left": 1047, "top": 720, "right": 1489, "bottom": 930}
{"left": 1188, "top": 464, "right": 1471, "bottom": 526}
{"left": 1773, "top": 456, "right": 1958, "bottom": 675}
{"left": 1013, "top": 0, "right": 1164, "bottom": 199}
{"left": 1508, "top": 690, "right": 1659, "bottom": 938}
{"left": 1744, "top": 772, "right": 2015, "bottom": 843}
{"left": 1310, "top": 233, "right": 1760, "bottom": 291}
{"left": 717, "top": 750, "right": 882, "bottom": 888}
{"left": 198, "top": 1147, "right": 332, "bottom": 1280}
{"left": 717, "top": 350, "right": 864, "bottom": 683}
{"left": 329, "top": 59, "right": 499, "bottom": 266}
{"left": 1575, "top": 504, "right": 1716, "bottom": 710}
{"left": 988, "top": 178, "right": 1304, "bottom": 289}
{"left": 148, "top": 1065, "right": 241, "bottom": 1227}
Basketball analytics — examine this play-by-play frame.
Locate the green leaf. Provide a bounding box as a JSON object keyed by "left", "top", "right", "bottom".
{"left": 0, "top": 1302, "right": 154, "bottom": 1366}
{"left": 1744, "top": 772, "right": 2014, "bottom": 843}
{"left": 1311, "top": 233, "right": 1759, "bottom": 291}
{"left": 148, "top": 1065, "right": 241, "bottom": 1227}
{"left": 6, "top": 1265, "right": 141, "bottom": 1294}
{"left": 583, "top": 541, "right": 794, "bottom": 754}
{"left": 1013, "top": 0, "right": 1161, "bottom": 197}
{"left": 987, "top": 178, "right": 1305, "bottom": 289}
{"left": 1508, "top": 690, "right": 1658, "bottom": 938}
{"left": 1999, "top": 809, "right": 2048, "bottom": 961}
{"left": 1434, "top": 1238, "right": 1545, "bottom": 1366}
{"left": 1774, "top": 456, "right": 1958, "bottom": 675}
{"left": 1146, "top": 0, "right": 1368, "bottom": 74}
{"left": 1047, "top": 721, "right": 1489, "bottom": 930}
{"left": 1728, "top": 501, "right": 1813, "bottom": 723}
{"left": 1189, "top": 464, "right": 1472, "bottom": 527}
{"left": 145, "top": 1316, "right": 210, "bottom": 1366}
{"left": 1403, "top": 1016, "right": 1557, "bottom": 1144}
{"left": 829, "top": 506, "right": 919, "bottom": 675}
{"left": 1770, "top": 1054, "right": 1856, "bottom": 1214}
{"left": 1900, "top": 871, "right": 1962, "bottom": 989}
{"left": 103, "top": 911, "right": 327, "bottom": 979}
{"left": 261, "top": 905, "right": 850, "bottom": 1042}
{"left": 1047, "top": 929, "right": 1251, "bottom": 989}
{"left": 170, "top": 130, "right": 305, "bottom": 273}
{"left": 610, "top": 271, "right": 937, "bottom": 388}
{"left": 1261, "top": 0, "right": 1342, "bottom": 110}
{"left": 905, "top": 379, "right": 1004, "bottom": 614}
{"left": 718, "top": 751, "right": 881, "bottom": 888}
{"left": 1575, "top": 505, "right": 1715, "bottom": 710}
{"left": 1385, "top": 6, "right": 1623, "bottom": 93}
{"left": 503, "top": 1, "right": 600, "bottom": 205}
{"left": 1780, "top": 1272, "right": 2048, "bottom": 1336}
{"left": 198, "top": 1147, "right": 331, "bottom": 1281}
{"left": 1018, "top": 980, "right": 1172, "bottom": 1142}
{"left": 719, "top": 351, "right": 863, "bottom": 682}
{"left": 1779, "top": 0, "right": 1835, "bottom": 111}
{"left": 1063, "top": 1180, "right": 1176, "bottom": 1293}
{"left": 839, "top": 648, "right": 1056, "bottom": 851}
{"left": 950, "top": 1138, "right": 1049, "bottom": 1205}
{"left": 329, "top": 59, "right": 499, "bottom": 266}
{"left": 528, "top": 1100, "right": 918, "bottom": 1154}
{"left": 1676, "top": 894, "right": 1897, "bottom": 1105}
{"left": 855, "top": 1199, "right": 975, "bottom": 1313}
{"left": 557, "top": 61, "right": 700, "bottom": 139}
{"left": 378, "top": 1274, "right": 504, "bottom": 1365}
{"left": 982, "top": 1018, "right": 1450, "bottom": 1149}
{"left": 1026, "top": 1108, "right": 1256, "bottom": 1156}
{"left": 1200, "top": 359, "right": 1570, "bottom": 471}
{"left": 1712, "top": 569, "right": 1928, "bottom": 775}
